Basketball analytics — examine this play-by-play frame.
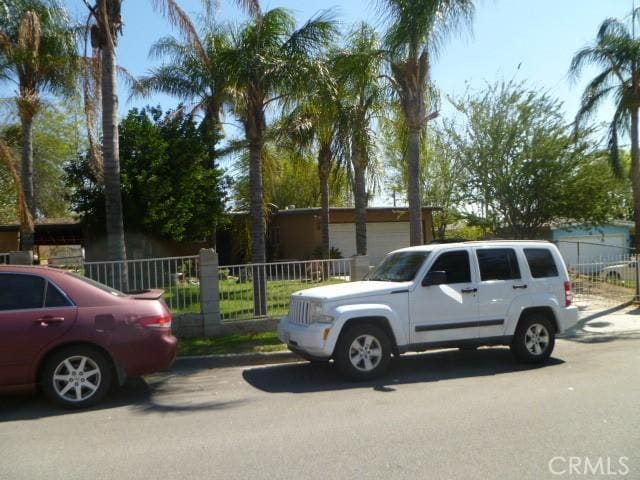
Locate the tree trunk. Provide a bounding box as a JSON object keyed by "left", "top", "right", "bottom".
{"left": 631, "top": 106, "right": 640, "bottom": 253}
{"left": 247, "top": 104, "right": 267, "bottom": 316}
{"left": 101, "top": 41, "right": 128, "bottom": 290}
{"left": 18, "top": 111, "right": 35, "bottom": 252}
{"left": 352, "top": 144, "right": 367, "bottom": 256}
{"left": 318, "top": 143, "right": 331, "bottom": 260}
{"left": 407, "top": 125, "right": 423, "bottom": 245}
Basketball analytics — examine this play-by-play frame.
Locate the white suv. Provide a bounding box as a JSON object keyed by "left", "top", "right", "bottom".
{"left": 278, "top": 241, "right": 579, "bottom": 380}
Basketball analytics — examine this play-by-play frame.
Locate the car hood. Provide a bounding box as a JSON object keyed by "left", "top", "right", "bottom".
{"left": 291, "top": 280, "right": 411, "bottom": 302}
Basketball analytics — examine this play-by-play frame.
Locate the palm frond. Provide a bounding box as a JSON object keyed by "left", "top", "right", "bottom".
{"left": 151, "top": 0, "right": 209, "bottom": 65}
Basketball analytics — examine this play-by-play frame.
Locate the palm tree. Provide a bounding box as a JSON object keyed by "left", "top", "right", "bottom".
{"left": 333, "top": 23, "right": 386, "bottom": 255}
{"left": 0, "top": 139, "right": 34, "bottom": 254}
{"left": 282, "top": 57, "right": 346, "bottom": 259}
{"left": 83, "top": 0, "right": 253, "bottom": 267}
{"left": 0, "top": 0, "right": 77, "bottom": 251}
{"left": 220, "top": 7, "right": 337, "bottom": 314}
{"left": 136, "top": 28, "right": 233, "bottom": 165}
{"left": 570, "top": 13, "right": 640, "bottom": 251}
{"left": 379, "top": 0, "right": 474, "bottom": 245}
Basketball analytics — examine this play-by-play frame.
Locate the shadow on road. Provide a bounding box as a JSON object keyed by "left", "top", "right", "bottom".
{"left": 0, "top": 374, "right": 241, "bottom": 422}
{"left": 242, "top": 347, "right": 564, "bottom": 394}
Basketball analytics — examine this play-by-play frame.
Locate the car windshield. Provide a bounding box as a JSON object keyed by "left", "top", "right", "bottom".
{"left": 67, "top": 272, "right": 127, "bottom": 297}
{"left": 368, "top": 251, "right": 430, "bottom": 282}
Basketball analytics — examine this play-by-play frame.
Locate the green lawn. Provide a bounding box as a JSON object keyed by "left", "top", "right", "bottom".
{"left": 178, "top": 331, "right": 286, "bottom": 356}
{"left": 164, "top": 277, "right": 346, "bottom": 320}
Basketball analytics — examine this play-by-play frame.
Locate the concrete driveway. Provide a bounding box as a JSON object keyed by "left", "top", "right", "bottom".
{"left": 1, "top": 307, "right": 639, "bottom": 480}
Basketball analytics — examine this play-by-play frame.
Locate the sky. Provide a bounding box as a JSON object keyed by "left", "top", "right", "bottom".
{"left": 60, "top": 0, "right": 633, "bottom": 125}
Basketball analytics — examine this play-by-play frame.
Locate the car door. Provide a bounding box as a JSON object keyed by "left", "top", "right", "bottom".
{"left": 410, "top": 249, "right": 480, "bottom": 344}
{"left": 0, "top": 273, "right": 77, "bottom": 386}
{"left": 474, "top": 248, "right": 525, "bottom": 339}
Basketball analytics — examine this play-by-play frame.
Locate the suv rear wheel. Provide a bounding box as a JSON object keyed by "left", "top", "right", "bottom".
{"left": 334, "top": 324, "right": 391, "bottom": 380}
{"left": 510, "top": 315, "right": 555, "bottom": 363}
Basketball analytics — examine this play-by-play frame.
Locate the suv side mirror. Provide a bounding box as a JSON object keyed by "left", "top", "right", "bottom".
{"left": 422, "top": 270, "right": 447, "bottom": 287}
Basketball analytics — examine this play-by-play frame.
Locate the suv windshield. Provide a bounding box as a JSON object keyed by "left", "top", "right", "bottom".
{"left": 368, "top": 251, "right": 430, "bottom": 282}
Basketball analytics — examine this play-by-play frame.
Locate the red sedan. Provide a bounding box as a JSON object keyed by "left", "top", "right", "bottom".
{"left": 0, "top": 265, "right": 178, "bottom": 408}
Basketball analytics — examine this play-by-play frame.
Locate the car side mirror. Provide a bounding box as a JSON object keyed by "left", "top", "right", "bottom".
{"left": 422, "top": 270, "right": 447, "bottom": 287}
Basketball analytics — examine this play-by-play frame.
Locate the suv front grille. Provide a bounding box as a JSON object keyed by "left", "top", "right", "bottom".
{"left": 289, "top": 298, "right": 311, "bottom": 326}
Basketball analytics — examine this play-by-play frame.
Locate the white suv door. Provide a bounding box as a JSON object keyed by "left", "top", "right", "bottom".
{"left": 409, "top": 248, "right": 480, "bottom": 344}
{"left": 474, "top": 247, "right": 526, "bottom": 338}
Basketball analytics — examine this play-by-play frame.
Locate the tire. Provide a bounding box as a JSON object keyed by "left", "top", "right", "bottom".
{"left": 510, "top": 315, "right": 555, "bottom": 364}
{"left": 40, "top": 346, "right": 113, "bottom": 408}
{"left": 334, "top": 324, "right": 391, "bottom": 381}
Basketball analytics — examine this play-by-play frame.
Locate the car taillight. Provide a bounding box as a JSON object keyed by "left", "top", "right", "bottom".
{"left": 564, "top": 281, "right": 573, "bottom": 307}
{"left": 138, "top": 313, "right": 172, "bottom": 329}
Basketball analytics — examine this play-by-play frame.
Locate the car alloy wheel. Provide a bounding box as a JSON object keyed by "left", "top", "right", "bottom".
{"left": 52, "top": 355, "right": 102, "bottom": 403}
{"left": 511, "top": 314, "right": 555, "bottom": 364}
{"left": 41, "top": 346, "right": 113, "bottom": 408}
{"left": 335, "top": 324, "right": 391, "bottom": 380}
{"left": 348, "top": 334, "right": 383, "bottom": 372}
{"left": 524, "top": 323, "right": 550, "bottom": 356}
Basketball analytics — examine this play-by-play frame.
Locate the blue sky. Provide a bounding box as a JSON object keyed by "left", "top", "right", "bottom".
{"left": 61, "top": 0, "right": 633, "bottom": 128}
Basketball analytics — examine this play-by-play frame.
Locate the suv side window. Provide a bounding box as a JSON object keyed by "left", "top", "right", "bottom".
{"left": 476, "top": 248, "right": 521, "bottom": 281}
{"left": 524, "top": 248, "right": 559, "bottom": 278}
{"left": 428, "top": 250, "right": 471, "bottom": 284}
{"left": 0, "top": 274, "right": 46, "bottom": 311}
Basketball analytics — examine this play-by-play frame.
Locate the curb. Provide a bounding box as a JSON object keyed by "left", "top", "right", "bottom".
{"left": 173, "top": 350, "right": 301, "bottom": 370}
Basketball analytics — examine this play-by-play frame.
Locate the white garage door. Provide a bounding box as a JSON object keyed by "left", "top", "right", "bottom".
{"left": 557, "top": 234, "right": 626, "bottom": 265}
{"left": 329, "top": 222, "right": 411, "bottom": 267}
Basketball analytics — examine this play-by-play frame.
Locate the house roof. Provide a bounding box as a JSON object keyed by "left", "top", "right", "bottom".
{"left": 273, "top": 206, "right": 442, "bottom": 216}
{"left": 550, "top": 221, "right": 634, "bottom": 230}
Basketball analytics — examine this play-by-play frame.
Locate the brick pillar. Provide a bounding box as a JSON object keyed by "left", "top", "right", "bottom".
{"left": 199, "top": 248, "right": 221, "bottom": 336}
{"left": 350, "top": 255, "right": 370, "bottom": 281}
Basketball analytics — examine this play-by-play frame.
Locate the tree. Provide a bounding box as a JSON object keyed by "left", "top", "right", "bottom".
{"left": 136, "top": 27, "right": 232, "bottom": 166}
{"left": 281, "top": 55, "right": 349, "bottom": 259}
{"left": 1, "top": 103, "right": 84, "bottom": 221}
{"left": 66, "top": 106, "right": 227, "bottom": 243}
{"left": 220, "top": 7, "right": 337, "bottom": 314}
{"left": 333, "top": 23, "right": 386, "bottom": 255}
{"left": 0, "top": 139, "right": 33, "bottom": 248}
{"left": 569, "top": 12, "right": 640, "bottom": 251}
{"left": 382, "top": 108, "right": 466, "bottom": 239}
{"left": 0, "top": 0, "right": 78, "bottom": 250}
{"left": 83, "top": 0, "right": 242, "bottom": 268}
{"left": 450, "top": 81, "right": 625, "bottom": 238}
{"left": 379, "top": 0, "right": 474, "bottom": 246}
{"left": 231, "top": 143, "right": 350, "bottom": 212}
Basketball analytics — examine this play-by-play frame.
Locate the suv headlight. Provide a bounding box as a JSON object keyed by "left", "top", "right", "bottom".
{"left": 310, "top": 301, "right": 334, "bottom": 324}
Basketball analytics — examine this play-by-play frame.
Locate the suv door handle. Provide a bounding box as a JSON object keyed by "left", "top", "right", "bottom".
{"left": 512, "top": 284, "right": 528, "bottom": 290}
{"left": 35, "top": 316, "right": 65, "bottom": 326}
{"left": 460, "top": 287, "right": 478, "bottom": 293}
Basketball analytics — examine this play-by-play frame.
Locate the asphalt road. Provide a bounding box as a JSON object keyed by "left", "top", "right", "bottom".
{"left": 1, "top": 334, "right": 639, "bottom": 479}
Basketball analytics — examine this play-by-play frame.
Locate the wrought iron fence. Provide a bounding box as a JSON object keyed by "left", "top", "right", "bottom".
{"left": 219, "top": 258, "right": 352, "bottom": 322}
{"left": 81, "top": 256, "right": 201, "bottom": 313}
{"left": 566, "top": 254, "right": 637, "bottom": 309}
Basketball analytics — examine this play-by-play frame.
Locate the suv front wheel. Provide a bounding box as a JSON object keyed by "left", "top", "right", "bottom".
{"left": 334, "top": 324, "right": 391, "bottom": 380}
{"left": 510, "top": 315, "right": 555, "bottom": 363}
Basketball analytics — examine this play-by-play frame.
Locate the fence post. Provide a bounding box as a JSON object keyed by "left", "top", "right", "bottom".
{"left": 199, "top": 248, "right": 221, "bottom": 336}
{"left": 633, "top": 254, "right": 640, "bottom": 302}
{"left": 350, "top": 255, "right": 370, "bottom": 281}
